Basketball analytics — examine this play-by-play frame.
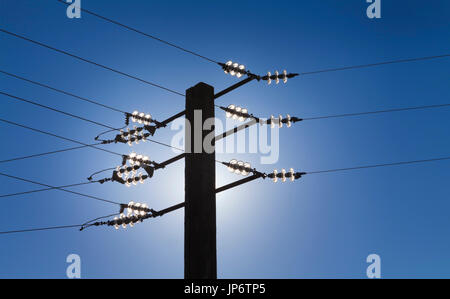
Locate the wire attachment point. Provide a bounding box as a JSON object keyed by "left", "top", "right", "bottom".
{"left": 262, "top": 70, "right": 299, "bottom": 85}
{"left": 267, "top": 168, "right": 306, "bottom": 183}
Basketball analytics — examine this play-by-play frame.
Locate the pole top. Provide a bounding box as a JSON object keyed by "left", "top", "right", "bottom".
{"left": 187, "top": 82, "right": 214, "bottom": 93}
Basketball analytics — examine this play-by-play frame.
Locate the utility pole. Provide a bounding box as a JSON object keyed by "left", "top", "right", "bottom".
{"left": 88, "top": 66, "right": 299, "bottom": 277}
{"left": 185, "top": 82, "right": 216, "bottom": 279}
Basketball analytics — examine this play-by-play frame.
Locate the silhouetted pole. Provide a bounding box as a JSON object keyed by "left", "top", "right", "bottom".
{"left": 185, "top": 82, "right": 216, "bottom": 279}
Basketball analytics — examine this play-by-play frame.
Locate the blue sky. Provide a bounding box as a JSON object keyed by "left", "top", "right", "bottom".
{"left": 0, "top": 0, "right": 449, "bottom": 278}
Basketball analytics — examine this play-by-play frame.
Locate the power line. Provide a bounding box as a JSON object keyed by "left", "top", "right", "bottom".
{"left": 215, "top": 102, "right": 450, "bottom": 142}
{"left": 0, "top": 157, "right": 185, "bottom": 201}
{"left": 135, "top": 154, "right": 450, "bottom": 219}
{"left": 94, "top": 126, "right": 127, "bottom": 141}
{"left": 0, "top": 117, "right": 122, "bottom": 157}
{"left": 87, "top": 167, "right": 117, "bottom": 181}
{"left": 0, "top": 224, "right": 82, "bottom": 235}
{"left": 80, "top": 213, "right": 121, "bottom": 230}
{"left": 151, "top": 155, "right": 450, "bottom": 219}
{"left": 147, "top": 139, "right": 184, "bottom": 152}
{"left": 9, "top": 89, "right": 445, "bottom": 156}
{"left": 2, "top": 28, "right": 446, "bottom": 102}
{"left": 55, "top": 0, "right": 219, "bottom": 64}
{"left": 2, "top": 155, "right": 449, "bottom": 235}
{"left": 0, "top": 120, "right": 182, "bottom": 175}
{"left": 0, "top": 181, "right": 96, "bottom": 199}
{"left": 0, "top": 212, "right": 121, "bottom": 235}
{"left": 1, "top": 90, "right": 184, "bottom": 151}
{"left": 300, "top": 54, "right": 450, "bottom": 76}
{"left": 99, "top": 127, "right": 184, "bottom": 152}
{"left": 0, "top": 143, "right": 103, "bottom": 164}
{"left": 0, "top": 117, "right": 178, "bottom": 155}
{"left": 0, "top": 28, "right": 185, "bottom": 97}
{"left": 89, "top": 154, "right": 186, "bottom": 187}
{"left": 0, "top": 73, "right": 182, "bottom": 150}
{"left": 216, "top": 156, "right": 450, "bottom": 179}
{"left": 52, "top": 2, "right": 448, "bottom": 76}
{"left": 0, "top": 171, "right": 121, "bottom": 205}
{"left": 0, "top": 91, "right": 117, "bottom": 130}
{"left": 303, "top": 103, "right": 450, "bottom": 121}
{"left": 0, "top": 69, "right": 126, "bottom": 114}
{"left": 307, "top": 156, "right": 450, "bottom": 175}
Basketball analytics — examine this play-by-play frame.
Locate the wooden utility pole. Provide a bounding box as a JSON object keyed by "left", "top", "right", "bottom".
{"left": 184, "top": 82, "right": 217, "bottom": 279}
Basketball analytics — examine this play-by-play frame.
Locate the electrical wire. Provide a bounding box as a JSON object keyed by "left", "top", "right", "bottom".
{"left": 97, "top": 128, "right": 183, "bottom": 151}
{"left": 216, "top": 102, "right": 450, "bottom": 126}
{"left": 0, "top": 156, "right": 187, "bottom": 200}
{"left": 2, "top": 155, "right": 449, "bottom": 235}
{"left": 80, "top": 213, "right": 121, "bottom": 229}
{"left": 0, "top": 91, "right": 117, "bottom": 130}
{"left": 216, "top": 156, "right": 450, "bottom": 176}
{"left": 0, "top": 181, "right": 97, "bottom": 199}
{"left": 55, "top": 0, "right": 219, "bottom": 64}
{"left": 300, "top": 54, "right": 450, "bottom": 76}
{"left": 0, "top": 72, "right": 180, "bottom": 149}
{"left": 0, "top": 143, "right": 103, "bottom": 164}
{"left": 0, "top": 91, "right": 183, "bottom": 151}
{"left": 0, "top": 72, "right": 181, "bottom": 149}
{"left": 0, "top": 213, "right": 121, "bottom": 235}
{"left": 2, "top": 9, "right": 449, "bottom": 237}
{"left": 146, "top": 139, "right": 184, "bottom": 152}
{"left": 0, "top": 224, "right": 83, "bottom": 235}
{"left": 54, "top": 1, "right": 447, "bottom": 73}
{"left": 87, "top": 167, "right": 116, "bottom": 181}
{"left": 0, "top": 153, "right": 188, "bottom": 204}
{"left": 303, "top": 103, "right": 450, "bottom": 121}
{"left": 0, "top": 28, "right": 185, "bottom": 97}
{"left": 214, "top": 102, "right": 450, "bottom": 143}
{"left": 306, "top": 156, "right": 450, "bottom": 175}
{"left": 0, "top": 69, "right": 127, "bottom": 114}
{"left": 94, "top": 126, "right": 127, "bottom": 141}
{"left": 56, "top": 2, "right": 448, "bottom": 75}
{"left": 0, "top": 171, "right": 122, "bottom": 205}
{"left": 0, "top": 117, "right": 179, "bottom": 156}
